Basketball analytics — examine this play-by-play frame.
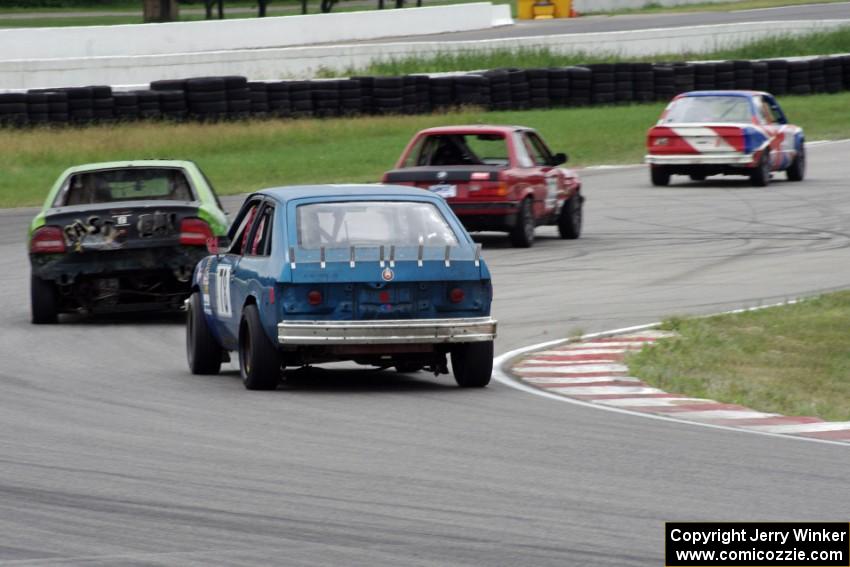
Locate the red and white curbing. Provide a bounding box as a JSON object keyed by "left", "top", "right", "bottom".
{"left": 505, "top": 330, "right": 850, "bottom": 444}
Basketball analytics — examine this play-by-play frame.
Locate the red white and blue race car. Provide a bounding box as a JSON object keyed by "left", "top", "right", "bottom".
{"left": 645, "top": 90, "right": 805, "bottom": 187}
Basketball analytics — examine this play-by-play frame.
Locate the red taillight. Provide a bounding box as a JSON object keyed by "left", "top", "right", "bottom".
{"left": 180, "top": 218, "right": 213, "bottom": 246}
{"left": 307, "top": 290, "right": 323, "bottom": 306}
{"left": 449, "top": 287, "right": 465, "bottom": 303}
{"left": 30, "top": 226, "right": 66, "bottom": 254}
{"left": 379, "top": 291, "right": 391, "bottom": 304}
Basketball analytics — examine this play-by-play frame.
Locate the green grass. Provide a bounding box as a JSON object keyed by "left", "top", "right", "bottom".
{"left": 3, "top": 90, "right": 850, "bottom": 209}
{"left": 324, "top": 26, "right": 850, "bottom": 77}
{"left": 626, "top": 292, "right": 850, "bottom": 421}
{"left": 586, "top": 0, "right": 850, "bottom": 15}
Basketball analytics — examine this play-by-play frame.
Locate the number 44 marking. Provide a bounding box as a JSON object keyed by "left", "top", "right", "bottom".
{"left": 216, "top": 264, "right": 232, "bottom": 318}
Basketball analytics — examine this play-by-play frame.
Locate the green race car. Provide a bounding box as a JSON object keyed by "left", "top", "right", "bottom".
{"left": 28, "top": 160, "right": 228, "bottom": 323}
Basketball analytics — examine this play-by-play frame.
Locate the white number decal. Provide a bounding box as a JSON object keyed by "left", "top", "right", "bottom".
{"left": 216, "top": 264, "right": 232, "bottom": 318}
{"left": 545, "top": 177, "right": 559, "bottom": 209}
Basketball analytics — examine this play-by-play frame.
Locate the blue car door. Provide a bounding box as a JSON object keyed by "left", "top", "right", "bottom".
{"left": 210, "top": 198, "right": 263, "bottom": 347}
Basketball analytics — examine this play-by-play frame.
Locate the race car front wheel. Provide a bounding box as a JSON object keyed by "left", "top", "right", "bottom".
{"left": 451, "top": 341, "right": 493, "bottom": 388}
{"left": 558, "top": 193, "right": 583, "bottom": 240}
{"left": 187, "top": 291, "right": 222, "bottom": 375}
{"left": 30, "top": 275, "right": 58, "bottom": 325}
{"left": 239, "top": 304, "right": 281, "bottom": 391}
{"left": 787, "top": 144, "right": 805, "bottom": 182}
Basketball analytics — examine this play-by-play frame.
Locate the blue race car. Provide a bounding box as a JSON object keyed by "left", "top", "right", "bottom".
{"left": 186, "top": 184, "right": 498, "bottom": 390}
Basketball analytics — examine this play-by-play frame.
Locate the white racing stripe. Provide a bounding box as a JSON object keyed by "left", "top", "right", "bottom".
{"left": 745, "top": 422, "right": 850, "bottom": 434}
{"left": 524, "top": 376, "right": 643, "bottom": 385}
{"left": 513, "top": 364, "right": 629, "bottom": 374}
{"left": 671, "top": 410, "right": 780, "bottom": 421}
{"left": 547, "top": 386, "right": 666, "bottom": 396}
{"left": 595, "top": 397, "right": 710, "bottom": 407}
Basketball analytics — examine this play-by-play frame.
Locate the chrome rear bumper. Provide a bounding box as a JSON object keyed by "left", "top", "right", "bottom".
{"left": 278, "top": 317, "right": 497, "bottom": 345}
{"left": 645, "top": 153, "right": 754, "bottom": 166}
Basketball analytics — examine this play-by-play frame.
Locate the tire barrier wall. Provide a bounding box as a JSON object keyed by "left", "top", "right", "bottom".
{"left": 2, "top": 56, "right": 849, "bottom": 128}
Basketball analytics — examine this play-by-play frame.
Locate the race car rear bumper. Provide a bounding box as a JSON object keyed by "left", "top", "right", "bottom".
{"left": 645, "top": 153, "right": 755, "bottom": 166}
{"left": 278, "top": 317, "right": 497, "bottom": 345}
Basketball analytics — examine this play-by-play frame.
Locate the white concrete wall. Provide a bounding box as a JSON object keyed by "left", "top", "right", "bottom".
{"left": 0, "top": 2, "right": 505, "bottom": 60}
{"left": 573, "top": 0, "right": 731, "bottom": 14}
{"left": 2, "top": 19, "right": 846, "bottom": 89}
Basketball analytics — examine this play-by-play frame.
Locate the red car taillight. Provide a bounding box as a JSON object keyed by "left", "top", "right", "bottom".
{"left": 449, "top": 287, "right": 465, "bottom": 303}
{"left": 179, "top": 218, "right": 213, "bottom": 246}
{"left": 30, "top": 226, "right": 66, "bottom": 254}
{"left": 307, "top": 290, "right": 323, "bottom": 306}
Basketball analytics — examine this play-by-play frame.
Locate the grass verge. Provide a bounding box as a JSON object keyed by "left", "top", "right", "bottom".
{"left": 324, "top": 26, "right": 850, "bottom": 77}
{"left": 2, "top": 90, "right": 850, "bottom": 209}
{"left": 626, "top": 291, "right": 850, "bottom": 422}
{"left": 586, "top": 0, "right": 850, "bottom": 15}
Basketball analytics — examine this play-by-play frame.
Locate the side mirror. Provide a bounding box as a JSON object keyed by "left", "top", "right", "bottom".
{"left": 552, "top": 152, "right": 568, "bottom": 166}
{"left": 206, "top": 236, "right": 231, "bottom": 255}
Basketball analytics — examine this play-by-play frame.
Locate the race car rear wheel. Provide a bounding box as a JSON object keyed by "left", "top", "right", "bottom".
{"left": 750, "top": 151, "right": 771, "bottom": 187}
{"left": 650, "top": 166, "right": 670, "bottom": 187}
{"left": 787, "top": 144, "right": 805, "bottom": 182}
{"left": 30, "top": 275, "right": 58, "bottom": 325}
{"left": 509, "top": 198, "right": 535, "bottom": 248}
{"left": 557, "top": 193, "right": 582, "bottom": 240}
{"left": 451, "top": 341, "right": 493, "bottom": 388}
{"left": 239, "top": 304, "right": 281, "bottom": 391}
{"left": 186, "top": 291, "right": 222, "bottom": 375}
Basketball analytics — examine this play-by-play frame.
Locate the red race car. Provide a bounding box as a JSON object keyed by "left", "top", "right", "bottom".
{"left": 383, "top": 125, "right": 583, "bottom": 247}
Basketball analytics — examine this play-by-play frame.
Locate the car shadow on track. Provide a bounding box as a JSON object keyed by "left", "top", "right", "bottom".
{"left": 470, "top": 231, "right": 564, "bottom": 249}
{"left": 59, "top": 310, "right": 186, "bottom": 326}
{"left": 655, "top": 176, "right": 792, "bottom": 189}
{"left": 217, "top": 365, "right": 462, "bottom": 393}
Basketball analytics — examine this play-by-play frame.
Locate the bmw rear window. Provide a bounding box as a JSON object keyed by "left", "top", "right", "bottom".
{"left": 662, "top": 96, "right": 752, "bottom": 124}
{"left": 296, "top": 201, "right": 459, "bottom": 249}
{"left": 56, "top": 168, "right": 195, "bottom": 206}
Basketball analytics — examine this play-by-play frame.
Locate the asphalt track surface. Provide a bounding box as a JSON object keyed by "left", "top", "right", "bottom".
{"left": 1, "top": 141, "right": 849, "bottom": 565}
{"left": 369, "top": 1, "right": 850, "bottom": 43}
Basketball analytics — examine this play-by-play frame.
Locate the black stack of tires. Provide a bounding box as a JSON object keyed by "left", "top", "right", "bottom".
{"left": 526, "top": 68, "right": 550, "bottom": 108}
{"left": 339, "top": 79, "right": 363, "bottom": 115}
{"left": 45, "top": 91, "right": 70, "bottom": 124}
{"left": 312, "top": 80, "right": 341, "bottom": 117}
{"left": 453, "top": 74, "right": 488, "bottom": 107}
{"left": 809, "top": 57, "right": 825, "bottom": 93}
{"left": 732, "top": 60, "right": 754, "bottom": 89}
{"left": 0, "top": 92, "right": 27, "bottom": 127}
{"left": 289, "top": 81, "right": 314, "bottom": 117}
{"left": 507, "top": 69, "right": 531, "bottom": 110}
{"left": 408, "top": 75, "right": 431, "bottom": 114}
{"left": 672, "top": 63, "right": 695, "bottom": 94}
{"left": 352, "top": 76, "right": 375, "bottom": 114}
{"left": 823, "top": 57, "right": 843, "bottom": 93}
{"left": 248, "top": 82, "right": 270, "bottom": 116}
{"left": 765, "top": 59, "right": 789, "bottom": 94}
{"left": 113, "top": 91, "right": 139, "bottom": 121}
{"left": 481, "top": 70, "right": 510, "bottom": 110}
{"left": 371, "top": 76, "right": 404, "bottom": 114}
{"left": 567, "top": 66, "right": 592, "bottom": 105}
{"left": 223, "top": 76, "right": 251, "bottom": 118}
{"left": 694, "top": 62, "right": 716, "bottom": 91}
{"left": 186, "top": 77, "right": 227, "bottom": 120}
{"left": 788, "top": 60, "right": 811, "bottom": 95}
{"left": 715, "top": 61, "right": 736, "bottom": 89}
{"left": 843, "top": 55, "right": 850, "bottom": 90}
{"left": 136, "top": 90, "right": 162, "bottom": 120}
{"left": 633, "top": 62, "right": 654, "bottom": 102}
{"left": 26, "top": 92, "right": 49, "bottom": 125}
{"left": 587, "top": 63, "right": 615, "bottom": 104}
{"left": 614, "top": 62, "right": 634, "bottom": 103}
{"left": 90, "top": 85, "right": 114, "bottom": 122}
{"left": 157, "top": 90, "right": 188, "bottom": 121}
{"left": 429, "top": 76, "right": 454, "bottom": 110}
{"left": 752, "top": 61, "right": 770, "bottom": 91}
{"left": 653, "top": 65, "right": 676, "bottom": 101}
{"left": 65, "top": 87, "right": 95, "bottom": 124}
{"left": 266, "top": 82, "right": 292, "bottom": 117}
{"left": 547, "top": 68, "right": 570, "bottom": 106}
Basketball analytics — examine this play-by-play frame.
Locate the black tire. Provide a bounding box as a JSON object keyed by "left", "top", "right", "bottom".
{"left": 786, "top": 143, "right": 805, "bottom": 182}
{"left": 558, "top": 193, "right": 582, "bottom": 239}
{"left": 30, "top": 275, "right": 58, "bottom": 324}
{"left": 509, "top": 198, "right": 535, "bottom": 248}
{"left": 750, "top": 151, "right": 771, "bottom": 187}
{"left": 187, "top": 291, "right": 222, "bottom": 375}
{"left": 451, "top": 341, "right": 493, "bottom": 388}
{"left": 650, "top": 166, "right": 670, "bottom": 186}
{"left": 239, "top": 304, "right": 280, "bottom": 391}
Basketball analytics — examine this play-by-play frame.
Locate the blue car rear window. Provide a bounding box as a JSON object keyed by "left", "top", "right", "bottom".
{"left": 296, "top": 201, "right": 459, "bottom": 249}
